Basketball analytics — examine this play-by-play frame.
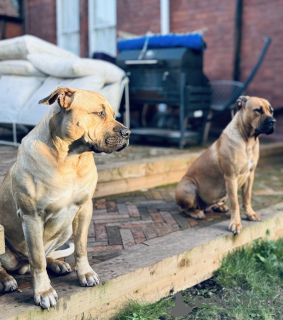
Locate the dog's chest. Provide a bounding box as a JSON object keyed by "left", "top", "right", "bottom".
{"left": 248, "top": 161, "right": 254, "bottom": 171}
{"left": 238, "top": 157, "right": 256, "bottom": 187}
{"left": 36, "top": 172, "right": 95, "bottom": 220}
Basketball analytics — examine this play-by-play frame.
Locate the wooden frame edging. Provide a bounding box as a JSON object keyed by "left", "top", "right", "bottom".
{"left": 2, "top": 202, "right": 283, "bottom": 320}
{"left": 0, "top": 225, "right": 4, "bottom": 255}
{"left": 94, "top": 142, "right": 283, "bottom": 199}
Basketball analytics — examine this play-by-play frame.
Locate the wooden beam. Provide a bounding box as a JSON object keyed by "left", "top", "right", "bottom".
{"left": 2, "top": 202, "right": 283, "bottom": 320}
{"left": 94, "top": 153, "right": 200, "bottom": 198}
{"left": 94, "top": 142, "right": 283, "bottom": 199}
{"left": 0, "top": 224, "right": 4, "bottom": 255}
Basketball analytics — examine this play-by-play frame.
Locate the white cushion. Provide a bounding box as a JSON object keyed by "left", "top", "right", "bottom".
{"left": 0, "top": 35, "right": 78, "bottom": 60}
{"left": 17, "top": 75, "right": 106, "bottom": 126}
{"left": 72, "top": 59, "right": 125, "bottom": 84}
{"left": 0, "top": 60, "right": 45, "bottom": 76}
{"left": 97, "top": 82, "right": 121, "bottom": 116}
{"left": 63, "top": 75, "right": 105, "bottom": 91}
{"left": 0, "top": 75, "right": 45, "bottom": 123}
{"left": 27, "top": 54, "right": 125, "bottom": 84}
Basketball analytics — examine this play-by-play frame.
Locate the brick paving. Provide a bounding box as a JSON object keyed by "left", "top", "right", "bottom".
{"left": 0, "top": 143, "right": 283, "bottom": 294}
{"left": 85, "top": 153, "right": 283, "bottom": 264}
{"left": 86, "top": 188, "right": 228, "bottom": 265}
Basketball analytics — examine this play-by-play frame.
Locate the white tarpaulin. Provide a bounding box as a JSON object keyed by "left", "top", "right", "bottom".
{"left": 17, "top": 75, "right": 106, "bottom": 126}
{"left": 0, "top": 35, "right": 129, "bottom": 145}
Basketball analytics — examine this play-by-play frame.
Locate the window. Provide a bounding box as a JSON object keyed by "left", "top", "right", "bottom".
{"left": 56, "top": 0, "right": 80, "bottom": 56}
{"left": 88, "top": 0, "right": 117, "bottom": 57}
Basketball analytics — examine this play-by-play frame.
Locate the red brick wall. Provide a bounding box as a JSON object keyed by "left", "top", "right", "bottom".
{"left": 3, "top": 0, "right": 283, "bottom": 109}
{"left": 117, "top": 0, "right": 161, "bottom": 35}
{"left": 170, "top": 0, "right": 283, "bottom": 108}
{"left": 241, "top": 0, "right": 283, "bottom": 107}
{"left": 24, "top": 0, "right": 88, "bottom": 57}
{"left": 24, "top": 0, "right": 57, "bottom": 44}
{"left": 0, "top": 21, "right": 23, "bottom": 40}
{"left": 170, "top": 0, "right": 236, "bottom": 82}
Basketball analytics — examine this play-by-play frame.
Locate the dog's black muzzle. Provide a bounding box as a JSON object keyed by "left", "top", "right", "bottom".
{"left": 256, "top": 116, "right": 276, "bottom": 136}
{"left": 102, "top": 126, "right": 131, "bottom": 153}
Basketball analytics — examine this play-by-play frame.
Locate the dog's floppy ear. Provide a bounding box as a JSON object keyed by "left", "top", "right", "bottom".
{"left": 236, "top": 96, "right": 250, "bottom": 110}
{"left": 38, "top": 87, "right": 75, "bottom": 109}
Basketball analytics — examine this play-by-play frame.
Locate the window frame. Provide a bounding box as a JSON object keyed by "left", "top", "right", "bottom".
{"left": 88, "top": 0, "right": 117, "bottom": 57}
{"left": 56, "top": 0, "right": 80, "bottom": 55}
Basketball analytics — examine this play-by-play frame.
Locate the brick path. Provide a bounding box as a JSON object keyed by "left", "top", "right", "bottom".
{"left": 85, "top": 154, "right": 283, "bottom": 264}
{"left": 86, "top": 187, "right": 227, "bottom": 265}
{"left": 0, "top": 144, "right": 283, "bottom": 294}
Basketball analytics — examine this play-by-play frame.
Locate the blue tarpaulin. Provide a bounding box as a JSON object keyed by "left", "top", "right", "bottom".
{"left": 117, "top": 34, "right": 205, "bottom": 52}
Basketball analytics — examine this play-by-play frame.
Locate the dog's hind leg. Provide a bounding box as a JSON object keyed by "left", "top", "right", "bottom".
{"left": 18, "top": 264, "right": 31, "bottom": 274}
{"left": 205, "top": 201, "right": 229, "bottom": 213}
{"left": 1, "top": 245, "right": 30, "bottom": 275}
{"left": 46, "top": 257, "right": 72, "bottom": 275}
{"left": 0, "top": 250, "right": 18, "bottom": 292}
{"left": 0, "top": 266, "right": 18, "bottom": 292}
{"left": 175, "top": 178, "right": 205, "bottom": 220}
{"left": 46, "top": 226, "right": 73, "bottom": 275}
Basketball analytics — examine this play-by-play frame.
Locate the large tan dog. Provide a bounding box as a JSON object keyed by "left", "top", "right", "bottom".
{"left": 175, "top": 96, "right": 275, "bottom": 235}
{"left": 0, "top": 87, "right": 130, "bottom": 309}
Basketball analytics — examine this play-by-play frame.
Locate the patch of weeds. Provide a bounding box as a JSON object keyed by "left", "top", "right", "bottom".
{"left": 113, "top": 236, "right": 283, "bottom": 320}
{"left": 80, "top": 314, "right": 97, "bottom": 320}
{"left": 113, "top": 298, "right": 175, "bottom": 320}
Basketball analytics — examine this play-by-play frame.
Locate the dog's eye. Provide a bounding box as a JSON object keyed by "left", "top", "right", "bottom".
{"left": 253, "top": 108, "right": 263, "bottom": 114}
{"left": 94, "top": 111, "right": 105, "bottom": 118}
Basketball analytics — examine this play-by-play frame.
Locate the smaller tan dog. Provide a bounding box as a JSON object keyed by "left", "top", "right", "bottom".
{"left": 175, "top": 96, "right": 276, "bottom": 234}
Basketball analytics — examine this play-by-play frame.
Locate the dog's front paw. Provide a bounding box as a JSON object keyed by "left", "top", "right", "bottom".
{"left": 229, "top": 220, "right": 242, "bottom": 235}
{"left": 246, "top": 212, "right": 261, "bottom": 221}
{"left": 77, "top": 270, "right": 100, "bottom": 287}
{"left": 34, "top": 286, "right": 58, "bottom": 310}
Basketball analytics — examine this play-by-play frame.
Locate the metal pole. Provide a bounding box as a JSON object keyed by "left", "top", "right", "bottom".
{"left": 12, "top": 122, "right": 17, "bottom": 146}
{"left": 124, "top": 80, "right": 130, "bottom": 128}
{"left": 233, "top": 0, "right": 243, "bottom": 81}
{"left": 179, "top": 73, "right": 185, "bottom": 148}
{"left": 160, "top": 0, "right": 170, "bottom": 35}
{"left": 1, "top": 19, "right": 5, "bottom": 39}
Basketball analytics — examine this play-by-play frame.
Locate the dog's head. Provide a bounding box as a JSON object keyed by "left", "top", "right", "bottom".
{"left": 39, "top": 87, "right": 130, "bottom": 153}
{"left": 236, "top": 96, "right": 276, "bottom": 137}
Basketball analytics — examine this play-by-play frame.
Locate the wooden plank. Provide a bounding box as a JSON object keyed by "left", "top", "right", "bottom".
{"left": 2, "top": 202, "right": 283, "bottom": 320}
{"left": 93, "top": 143, "right": 283, "bottom": 199}
{"left": 94, "top": 169, "right": 188, "bottom": 198}
{"left": 96, "top": 153, "right": 200, "bottom": 183}
{"left": 0, "top": 224, "right": 4, "bottom": 255}
{"left": 259, "top": 142, "right": 283, "bottom": 158}
{"left": 94, "top": 153, "right": 200, "bottom": 198}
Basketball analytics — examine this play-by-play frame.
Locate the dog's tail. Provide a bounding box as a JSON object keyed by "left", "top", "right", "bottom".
{"left": 50, "top": 242, "right": 75, "bottom": 259}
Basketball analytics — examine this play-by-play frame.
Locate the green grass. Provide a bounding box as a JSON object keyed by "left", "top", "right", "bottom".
{"left": 112, "top": 234, "right": 283, "bottom": 320}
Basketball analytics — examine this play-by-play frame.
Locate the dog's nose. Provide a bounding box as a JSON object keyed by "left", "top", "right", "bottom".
{"left": 120, "top": 128, "right": 131, "bottom": 139}
{"left": 266, "top": 117, "right": 276, "bottom": 125}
